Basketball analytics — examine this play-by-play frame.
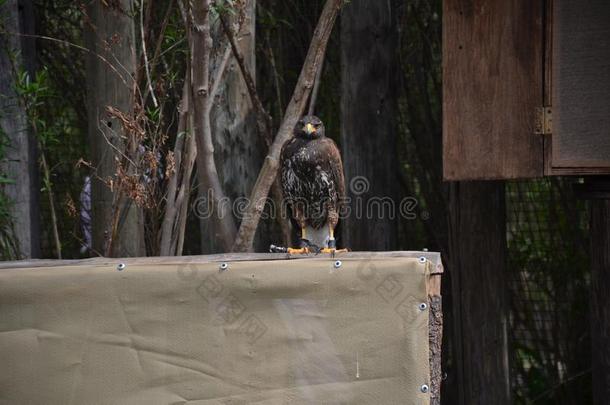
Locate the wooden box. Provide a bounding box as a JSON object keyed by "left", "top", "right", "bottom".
{"left": 443, "top": 0, "right": 610, "bottom": 180}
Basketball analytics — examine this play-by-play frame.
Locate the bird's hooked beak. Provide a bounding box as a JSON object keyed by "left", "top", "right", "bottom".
{"left": 304, "top": 123, "right": 316, "bottom": 135}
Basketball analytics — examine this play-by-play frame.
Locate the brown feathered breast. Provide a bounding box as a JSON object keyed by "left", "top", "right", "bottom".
{"left": 280, "top": 136, "right": 345, "bottom": 229}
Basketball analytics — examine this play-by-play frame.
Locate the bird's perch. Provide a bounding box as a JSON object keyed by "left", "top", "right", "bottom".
{"left": 231, "top": 0, "right": 344, "bottom": 252}
{"left": 0, "top": 251, "right": 443, "bottom": 403}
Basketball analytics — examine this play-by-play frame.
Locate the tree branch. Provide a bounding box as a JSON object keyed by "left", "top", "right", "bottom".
{"left": 308, "top": 57, "right": 324, "bottom": 116}
{"left": 159, "top": 82, "right": 188, "bottom": 256}
{"left": 191, "top": 0, "right": 237, "bottom": 251}
{"left": 160, "top": 1, "right": 245, "bottom": 256}
{"left": 173, "top": 120, "right": 196, "bottom": 255}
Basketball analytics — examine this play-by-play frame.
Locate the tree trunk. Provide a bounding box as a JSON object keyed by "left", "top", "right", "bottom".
{"left": 84, "top": 0, "right": 145, "bottom": 257}
{"left": 448, "top": 181, "right": 511, "bottom": 405}
{"left": 340, "top": 0, "right": 399, "bottom": 251}
{"left": 0, "top": 0, "right": 39, "bottom": 259}
{"left": 200, "top": 1, "right": 264, "bottom": 254}
{"left": 590, "top": 195, "right": 610, "bottom": 405}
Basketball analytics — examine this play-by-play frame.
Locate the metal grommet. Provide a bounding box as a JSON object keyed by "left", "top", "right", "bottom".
{"left": 419, "top": 302, "right": 428, "bottom": 311}
{"left": 334, "top": 260, "right": 342, "bottom": 269}
{"left": 219, "top": 262, "right": 229, "bottom": 271}
{"left": 418, "top": 256, "right": 427, "bottom": 264}
{"left": 420, "top": 384, "right": 429, "bottom": 393}
{"left": 117, "top": 263, "right": 126, "bottom": 271}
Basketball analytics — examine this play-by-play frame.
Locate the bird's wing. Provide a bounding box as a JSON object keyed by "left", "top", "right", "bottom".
{"left": 318, "top": 138, "right": 346, "bottom": 201}
{"left": 280, "top": 137, "right": 301, "bottom": 202}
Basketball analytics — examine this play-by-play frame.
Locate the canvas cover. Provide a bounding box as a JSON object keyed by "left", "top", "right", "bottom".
{"left": 0, "top": 253, "right": 436, "bottom": 404}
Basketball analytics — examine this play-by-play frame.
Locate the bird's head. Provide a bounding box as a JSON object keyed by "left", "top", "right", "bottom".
{"left": 294, "top": 115, "right": 325, "bottom": 139}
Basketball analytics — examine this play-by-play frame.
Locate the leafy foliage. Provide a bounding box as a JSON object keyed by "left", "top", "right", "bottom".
{"left": 0, "top": 3, "right": 26, "bottom": 259}
{"left": 0, "top": 122, "right": 20, "bottom": 260}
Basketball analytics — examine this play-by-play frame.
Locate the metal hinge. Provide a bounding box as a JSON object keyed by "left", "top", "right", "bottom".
{"left": 535, "top": 106, "right": 552, "bottom": 135}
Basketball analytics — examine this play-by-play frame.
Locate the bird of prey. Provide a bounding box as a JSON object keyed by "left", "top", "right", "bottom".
{"left": 280, "top": 115, "right": 347, "bottom": 254}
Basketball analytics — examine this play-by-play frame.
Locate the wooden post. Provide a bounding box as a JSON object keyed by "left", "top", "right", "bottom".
{"left": 429, "top": 267, "right": 444, "bottom": 405}
{"left": 448, "top": 181, "right": 511, "bottom": 405}
{"left": 340, "top": 0, "right": 399, "bottom": 251}
{"left": 84, "top": 0, "right": 145, "bottom": 257}
{"left": 591, "top": 198, "right": 610, "bottom": 403}
{"left": 0, "top": 0, "right": 40, "bottom": 258}
{"left": 584, "top": 179, "right": 610, "bottom": 404}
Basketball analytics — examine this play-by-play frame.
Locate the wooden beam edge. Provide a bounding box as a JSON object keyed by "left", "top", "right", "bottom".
{"left": 0, "top": 251, "right": 442, "bottom": 270}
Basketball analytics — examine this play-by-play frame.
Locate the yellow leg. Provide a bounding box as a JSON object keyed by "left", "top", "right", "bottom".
{"left": 287, "top": 228, "right": 310, "bottom": 254}
{"left": 320, "top": 226, "right": 348, "bottom": 256}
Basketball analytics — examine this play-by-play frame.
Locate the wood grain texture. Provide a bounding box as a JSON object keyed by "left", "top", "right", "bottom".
{"left": 443, "top": 0, "right": 544, "bottom": 180}
{"left": 84, "top": 0, "right": 145, "bottom": 257}
{"left": 590, "top": 197, "right": 610, "bottom": 405}
{"left": 429, "top": 295, "right": 443, "bottom": 405}
{"left": 448, "top": 181, "right": 511, "bottom": 404}
{"left": 0, "top": 0, "right": 40, "bottom": 258}
{"left": 552, "top": 0, "right": 610, "bottom": 169}
{"left": 545, "top": 142, "right": 610, "bottom": 176}
{"left": 341, "top": 0, "right": 399, "bottom": 249}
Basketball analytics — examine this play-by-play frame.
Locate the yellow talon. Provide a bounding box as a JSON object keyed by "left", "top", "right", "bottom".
{"left": 287, "top": 247, "right": 310, "bottom": 254}
{"left": 320, "top": 247, "right": 349, "bottom": 258}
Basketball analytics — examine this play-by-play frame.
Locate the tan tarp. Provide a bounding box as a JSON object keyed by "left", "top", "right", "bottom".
{"left": 0, "top": 253, "right": 436, "bottom": 404}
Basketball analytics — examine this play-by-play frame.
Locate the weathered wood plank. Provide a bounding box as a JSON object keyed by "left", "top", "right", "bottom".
{"left": 590, "top": 193, "right": 610, "bottom": 405}
{"left": 341, "top": 0, "right": 399, "bottom": 249}
{"left": 448, "top": 181, "right": 510, "bottom": 404}
{"left": 443, "top": 0, "right": 544, "bottom": 180}
{"left": 429, "top": 295, "right": 443, "bottom": 405}
{"left": 552, "top": 0, "right": 610, "bottom": 169}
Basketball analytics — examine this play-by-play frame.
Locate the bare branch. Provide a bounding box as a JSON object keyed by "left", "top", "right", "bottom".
{"left": 159, "top": 82, "right": 189, "bottom": 255}
{"left": 160, "top": 4, "right": 239, "bottom": 256}
{"left": 206, "top": 40, "right": 232, "bottom": 116}
{"left": 143, "top": 0, "right": 176, "bottom": 103}
{"left": 308, "top": 57, "right": 324, "bottom": 116}
{"left": 140, "top": 0, "right": 158, "bottom": 107}
{"left": 173, "top": 127, "right": 197, "bottom": 255}
{"left": 191, "top": 0, "right": 237, "bottom": 251}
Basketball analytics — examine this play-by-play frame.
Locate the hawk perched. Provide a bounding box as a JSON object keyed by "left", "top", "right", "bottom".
{"left": 280, "top": 115, "right": 346, "bottom": 254}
